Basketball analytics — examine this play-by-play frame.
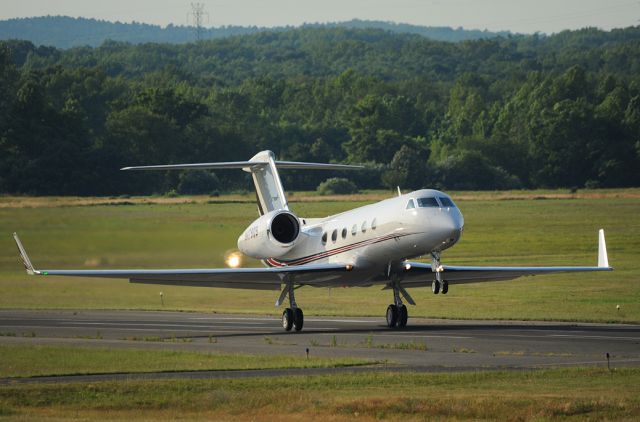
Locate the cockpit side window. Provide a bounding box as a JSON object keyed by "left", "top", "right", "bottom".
{"left": 417, "top": 197, "right": 440, "bottom": 208}
{"left": 406, "top": 199, "right": 416, "bottom": 210}
{"left": 438, "top": 197, "right": 455, "bottom": 208}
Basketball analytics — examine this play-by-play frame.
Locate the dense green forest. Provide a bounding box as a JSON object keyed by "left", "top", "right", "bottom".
{"left": 0, "top": 17, "right": 509, "bottom": 49}
{"left": 1, "top": 26, "right": 640, "bottom": 195}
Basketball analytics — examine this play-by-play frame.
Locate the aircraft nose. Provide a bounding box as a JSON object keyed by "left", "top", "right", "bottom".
{"left": 436, "top": 210, "right": 464, "bottom": 247}
{"left": 447, "top": 212, "right": 464, "bottom": 237}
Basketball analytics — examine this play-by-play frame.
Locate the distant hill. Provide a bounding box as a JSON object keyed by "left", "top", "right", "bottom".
{"left": 2, "top": 25, "right": 640, "bottom": 194}
{"left": 0, "top": 16, "right": 511, "bottom": 49}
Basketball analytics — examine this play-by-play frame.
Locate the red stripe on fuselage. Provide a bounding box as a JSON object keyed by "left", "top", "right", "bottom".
{"left": 264, "top": 232, "right": 414, "bottom": 267}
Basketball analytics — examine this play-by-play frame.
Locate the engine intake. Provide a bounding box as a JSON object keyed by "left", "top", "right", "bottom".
{"left": 270, "top": 212, "right": 300, "bottom": 244}
{"left": 237, "top": 210, "right": 301, "bottom": 259}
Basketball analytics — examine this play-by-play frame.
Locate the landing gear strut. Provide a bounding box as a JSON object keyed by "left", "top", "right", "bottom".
{"left": 277, "top": 282, "right": 304, "bottom": 332}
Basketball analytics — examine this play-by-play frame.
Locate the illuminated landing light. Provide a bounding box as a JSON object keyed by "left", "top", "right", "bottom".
{"left": 224, "top": 250, "right": 242, "bottom": 268}
{"left": 404, "top": 263, "right": 412, "bottom": 271}
{"left": 346, "top": 264, "right": 353, "bottom": 271}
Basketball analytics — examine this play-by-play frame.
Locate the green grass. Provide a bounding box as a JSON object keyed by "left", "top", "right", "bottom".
{"left": 0, "top": 368, "right": 638, "bottom": 420}
{"left": 1, "top": 193, "right": 639, "bottom": 322}
{"left": 0, "top": 344, "right": 369, "bottom": 378}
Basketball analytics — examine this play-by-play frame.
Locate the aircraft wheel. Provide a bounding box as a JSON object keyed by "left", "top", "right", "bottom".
{"left": 397, "top": 305, "right": 408, "bottom": 328}
{"left": 293, "top": 308, "right": 304, "bottom": 332}
{"left": 386, "top": 304, "right": 398, "bottom": 328}
{"left": 432, "top": 280, "right": 440, "bottom": 294}
{"left": 441, "top": 280, "right": 449, "bottom": 295}
{"left": 282, "top": 308, "right": 294, "bottom": 331}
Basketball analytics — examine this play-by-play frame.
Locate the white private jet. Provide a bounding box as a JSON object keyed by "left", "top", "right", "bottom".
{"left": 13, "top": 150, "right": 612, "bottom": 332}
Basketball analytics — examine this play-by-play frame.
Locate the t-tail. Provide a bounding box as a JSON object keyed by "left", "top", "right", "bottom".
{"left": 121, "top": 150, "right": 362, "bottom": 215}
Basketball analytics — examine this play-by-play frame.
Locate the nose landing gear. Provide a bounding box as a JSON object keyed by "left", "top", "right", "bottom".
{"left": 431, "top": 279, "right": 449, "bottom": 294}
{"left": 431, "top": 252, "right": 449, "bottom": 295}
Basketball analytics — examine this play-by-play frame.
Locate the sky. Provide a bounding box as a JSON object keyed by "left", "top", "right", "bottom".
{"left": 1, "top": 0, "right": 639, "bottom": 34}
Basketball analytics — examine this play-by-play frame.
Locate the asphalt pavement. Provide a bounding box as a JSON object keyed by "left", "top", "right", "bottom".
{"left": 1, "top": 310, "right": 638, "bottom": 383}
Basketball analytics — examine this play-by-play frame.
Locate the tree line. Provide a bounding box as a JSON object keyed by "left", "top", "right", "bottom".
{"left": 1, "top": 26, "right": 639, "bottom": 195}
{"left": 0, "top": 16, "right": 508, "bottom": 49}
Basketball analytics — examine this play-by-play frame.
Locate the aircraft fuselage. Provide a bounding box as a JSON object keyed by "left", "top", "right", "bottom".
{"left": 250, "top": 189, "right": 464, "bottom": 283}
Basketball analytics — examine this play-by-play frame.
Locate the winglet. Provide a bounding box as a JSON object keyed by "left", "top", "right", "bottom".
{"left": 12, "top": 233, "right": 37, "bottom": 275}
{"left": 598, "top": 229, "right": 609, "bottom": 268}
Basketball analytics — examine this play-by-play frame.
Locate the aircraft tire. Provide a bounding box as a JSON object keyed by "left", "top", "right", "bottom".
{"left": 441, "top": 280, "right": 449, "bottom": 295}
{"left": 282, "top": 308, "right": 294, "bottom": 331}
{"left": 398, "top": 305, "right": 408, "bottom": 327}
{"left": 386, "top": 304, "right": 398, "bottom": 328}
{"left": 432, "top": 280, "right": 440, "bottom": 294}
{"left": 293, "top": 308, "right": 304, "bottom": 331}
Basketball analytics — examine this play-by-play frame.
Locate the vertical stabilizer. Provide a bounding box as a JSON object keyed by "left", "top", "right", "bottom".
{"left": 244, "top": 151, "right": 288, "bottom": 214}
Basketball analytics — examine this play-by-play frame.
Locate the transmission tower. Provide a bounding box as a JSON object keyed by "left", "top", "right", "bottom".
{"left": 187, "top": 3, "right": 209, "bottom": 41}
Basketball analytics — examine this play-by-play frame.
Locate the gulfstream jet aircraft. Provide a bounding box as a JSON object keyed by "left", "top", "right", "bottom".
{"left": 13, "top": 150, "right": 612, "bottom": 331}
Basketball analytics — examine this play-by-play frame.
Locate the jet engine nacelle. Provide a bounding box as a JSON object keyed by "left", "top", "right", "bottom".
{"left": 237, "top": 210, "right": 301, "bottom": 259}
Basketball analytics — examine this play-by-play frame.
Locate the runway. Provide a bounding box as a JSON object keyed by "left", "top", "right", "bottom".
{"left": 1, "top": 310, "right": 639, "bottom": 382}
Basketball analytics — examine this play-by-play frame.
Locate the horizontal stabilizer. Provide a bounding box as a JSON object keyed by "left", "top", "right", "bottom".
{"left": 121, "top": 161, "right": 363, "bottom": 171}
{"left": 121, "top": 150, "right": 363, "bottom": 214}
{"left": 121, "top": 161, "right": 261, "bottom": 171}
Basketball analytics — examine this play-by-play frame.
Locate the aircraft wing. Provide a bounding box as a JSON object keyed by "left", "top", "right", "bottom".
{"left": 401, "top": 229, "right": 612, "bottom": 287}
{"left": 13, "top": 233, "right": 352, "bottom": 291}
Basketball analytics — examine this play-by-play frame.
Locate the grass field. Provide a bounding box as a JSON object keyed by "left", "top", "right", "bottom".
{"left": 1, "top": 190, "right": 639, "bottom": 322}
{"left": 0, "top": 344, "right": 368, "bottom": 378}
{"left": 1, "top": 368, "right": 639, "bottom": 420}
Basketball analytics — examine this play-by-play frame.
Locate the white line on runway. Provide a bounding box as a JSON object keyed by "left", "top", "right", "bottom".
{"left": 432, "top": 332, "right": 640, "bottom": 341}
{"left": 3, "top": 324, "right": 335, "bottom": 333}
{"left": 188, "top": 317, "right": 278, "bottom": 321}
{"left": 59, "top": 321, "right": 273, "bottom": 329}
{"left": 303, "top": 318, "right": 377, "bottom": 323}
{"left": 189, "top": 317, "right": 376, "bottom": 323}
{"left": 536, "top": 357, "right": 640, "bottom": 366}
{"left": 547, "top": 334, "right": 640, "bottom": 341}
{"left": 327, "top": 332, "right": 473, "bottom": 340}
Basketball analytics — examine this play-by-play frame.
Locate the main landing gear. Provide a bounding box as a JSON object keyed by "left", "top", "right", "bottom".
{"left": 386, "top": 303, "right": 408, "bottom": 328}
{"left": 277, "top": 282, "right": 304, "bottom": 332}
{"left": 282, "top": 307, "right": 303, "bottom": 332}
{"left": 385, "top": 276, "right": 415, "bottom": 328}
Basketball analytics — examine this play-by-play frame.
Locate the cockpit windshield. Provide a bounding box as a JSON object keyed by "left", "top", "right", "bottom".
{"left": 417, "top": 197, "right": 440, "bottom": 208}
{"left": 438, "top": 197, "right": 455, "bottom": 208}
{"left": 415, "top": 196, "right": 457, "bottom": 208}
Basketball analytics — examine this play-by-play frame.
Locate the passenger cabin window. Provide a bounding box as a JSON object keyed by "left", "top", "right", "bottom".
{"left": 331, "top": 229, "right": 338, "bottom": 242}
{"left": 439, "top": 197, "right": 455, "bottom": 208}
{"left": 417, "top": 197, "right": 440, "bottom": 208}
{"left": 361, "top": 221, "right": 367, "bottom": 233}
{"left": 341, "top": 228, "right": 347, "bottom": 239}
{"left": 406, "top": 199, "right": 416, "bottom": 210}
{"left": 351, "top": 224, "right": 357, "bottom": 236}
{"left": 321, "top": 232, "right": 327, "bottom": 245}
{"left": 371, "top": 218, "right": 377, "bottom": 230}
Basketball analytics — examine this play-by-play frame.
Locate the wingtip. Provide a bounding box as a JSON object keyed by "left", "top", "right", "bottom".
{"left": 12, "top": 233, "right": 36, "bottom": 275}
{"left": 598, "top": 229, "right": 609, "bottom": 268}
